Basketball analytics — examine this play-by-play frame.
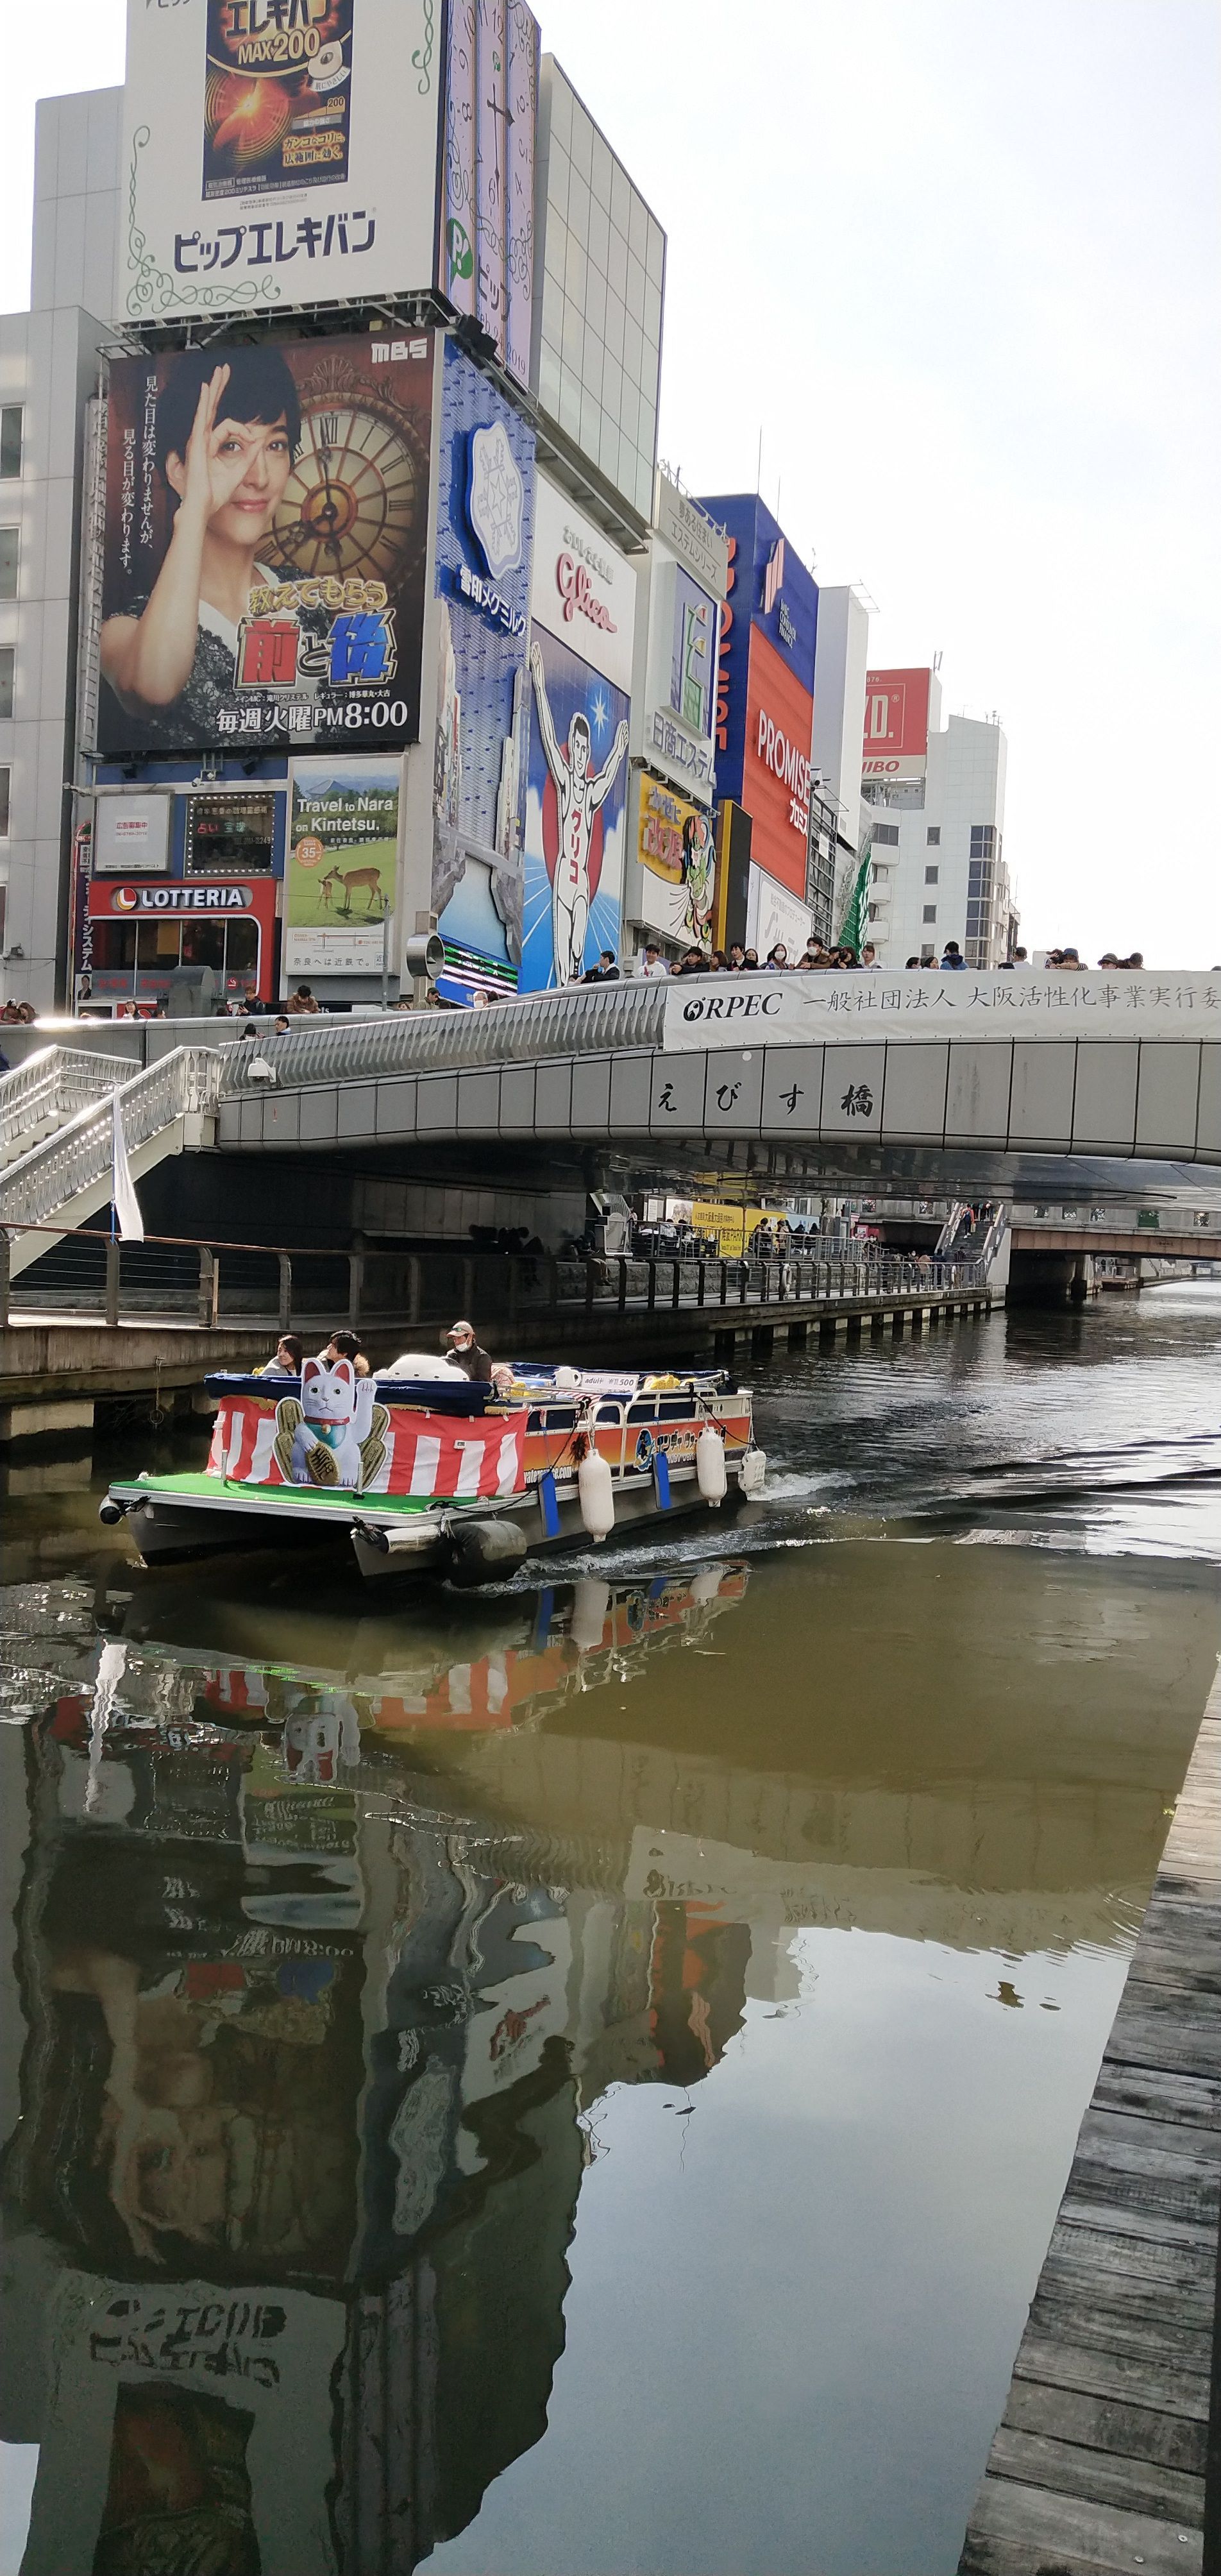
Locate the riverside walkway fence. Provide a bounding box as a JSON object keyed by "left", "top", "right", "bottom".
{"left": 1, "top": 1224, "right": 991, "bottom": 1336}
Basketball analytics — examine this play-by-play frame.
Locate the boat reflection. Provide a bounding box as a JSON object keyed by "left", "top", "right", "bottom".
{"left": 3, "top": 1564, "right": 752, "bottom": 2575}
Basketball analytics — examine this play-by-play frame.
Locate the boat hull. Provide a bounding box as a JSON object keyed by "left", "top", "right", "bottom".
{"left": 108, "top": 1464, "right": 753, "bottom": 1582}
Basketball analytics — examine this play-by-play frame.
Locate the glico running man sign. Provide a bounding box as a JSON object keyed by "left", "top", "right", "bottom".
{"left": 96, "top": 332, "right": 434, "bottom": 758}
{"left": 118, "top": 0, "right": 442, "bottom": 325}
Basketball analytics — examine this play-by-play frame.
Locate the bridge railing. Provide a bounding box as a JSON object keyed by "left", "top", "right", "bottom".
{"left": 1, "top": 1223, "right": 988, "bottom": 1332}
{"left": 221, "top": 983, "right": 669, "bottom": 1092}
{"left": 0, "top": 1048, "right": 223, "bottom": 1235}
{"left": 0, "top": 1043, "right": 135, "bottom": 1162}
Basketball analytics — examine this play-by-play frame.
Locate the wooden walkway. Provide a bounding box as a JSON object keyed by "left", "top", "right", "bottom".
{"left": 959, "top": 1670, "right": 1221, "bottom": 2575}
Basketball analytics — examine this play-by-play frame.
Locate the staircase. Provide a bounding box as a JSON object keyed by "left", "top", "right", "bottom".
{"left": 0, "top": 1047, "right": 223, "bottom": 1278}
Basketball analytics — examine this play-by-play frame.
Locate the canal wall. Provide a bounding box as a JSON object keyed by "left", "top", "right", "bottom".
{"left": 959, "top": 1661, "right": 1221, "bottom": 2574}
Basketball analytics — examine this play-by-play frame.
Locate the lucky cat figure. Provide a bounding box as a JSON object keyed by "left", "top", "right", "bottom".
{"left": 273, "top": 1357, "right": 389, "bottom": 1491}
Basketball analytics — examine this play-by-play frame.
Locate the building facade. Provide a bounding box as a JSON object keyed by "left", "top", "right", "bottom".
{"left": 621, "top": 473, "right": 727, "bottom": 966}
{"left": 0, "top": 2, "right": 671, "bottom": 1016}
{"left": 860, "top": 667, "right": 1018, "bottom": 967}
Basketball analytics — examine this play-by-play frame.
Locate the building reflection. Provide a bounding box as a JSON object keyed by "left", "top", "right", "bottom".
{"left": 1, "top": 1566, "right": 752, "bottom": 2575}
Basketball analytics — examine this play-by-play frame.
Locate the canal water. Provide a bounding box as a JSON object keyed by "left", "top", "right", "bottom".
{"left": 1, "top": 1282, "right": 1219, "bottom": 2576}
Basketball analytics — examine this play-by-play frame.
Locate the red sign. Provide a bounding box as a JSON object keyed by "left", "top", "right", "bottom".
{"left": 741, "top": 627, "right": 814, "bottom": 898}
{"left": 862, "top": 667, "right": 931, "bottom": 773}
{"left": 86, "top": 877, "right": 280, "bottom": 1003}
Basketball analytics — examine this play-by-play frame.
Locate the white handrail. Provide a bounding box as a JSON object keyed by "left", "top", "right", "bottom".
{"left": 0, "top": 1044, "right": 133, "bottom": 1156}
{"left": 0, "top": 1048, "right": 223, "bottom": 1233}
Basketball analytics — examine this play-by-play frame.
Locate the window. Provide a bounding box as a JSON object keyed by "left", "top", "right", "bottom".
{"left": 185, "top": 791, "right": 276, "bottom": 874}
{"left": 922, "top": 903, "right": 937, "bottom": 924}
{"left": 0, "top": 648, "right": 11, "bottom": 720}
{"left": 0, "top": 530, "right": 17, "bottom": 599}
{"left": 926, "top": 826, "right": 941, "bottom": 847}
{"left": 0, "top": 765, "right": 9, "bottom": 835}
{"left": 920, "top": 944, "right": 936, "bottom": 963}
{"left": 924, "top": 865, "right": 939, "bottom": 885}
{"left": 969, "top": 824, "right": 997, "bottom": 860}
{"left": 872, "top": 822, "right": 900, "bottom": 846}
{"left": 0, "top": 409, "right": 21, "bottom": 480}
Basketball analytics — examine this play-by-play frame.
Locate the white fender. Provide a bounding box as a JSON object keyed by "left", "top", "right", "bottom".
{"left": 696, "top": 1422, "right": 728, "bottom": 1505}
{"left": 739, "top": 1448, "right": 767, "bottom": 1499}
{"left": 577, "top": 1448, "right": 615, "bottom": 1541}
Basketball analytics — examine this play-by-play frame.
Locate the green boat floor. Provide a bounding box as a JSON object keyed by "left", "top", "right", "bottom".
{"left": 115, "top": 1473, "right": 490, "bottom": 1516}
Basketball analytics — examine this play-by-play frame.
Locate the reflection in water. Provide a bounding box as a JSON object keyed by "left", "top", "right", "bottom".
{"left": 3, "top": 1288, "right": 1221, "bottom": 2574}
{"left": 3, "top": 1570, "right": 757, "bottom": 2575}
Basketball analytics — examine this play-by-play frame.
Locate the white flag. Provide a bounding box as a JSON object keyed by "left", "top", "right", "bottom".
{"left": 111, "top": 1090, "right": 144, "bottom": 1242}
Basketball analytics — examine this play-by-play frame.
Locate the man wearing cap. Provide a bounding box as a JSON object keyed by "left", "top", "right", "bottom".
{"left": 445, "top": 1320, "right": 493, "bottom": 1382}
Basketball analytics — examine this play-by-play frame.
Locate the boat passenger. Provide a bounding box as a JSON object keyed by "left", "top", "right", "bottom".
{"left": 320, "top": 1328, "right": 370, "bottom": 1379}
{"left": 444, "top": 1319, "right": 493, "bottom": 1382}
{"left": 254, "top": 1332, "right": 303, "bottom": 1378}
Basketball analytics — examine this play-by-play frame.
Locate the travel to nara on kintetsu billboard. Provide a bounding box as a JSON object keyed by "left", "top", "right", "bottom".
{"left": 96, "top": 330, "right": 434, "bottom": 758}
{"left": 119, "top": 0, "right": 443, "bottom": 324}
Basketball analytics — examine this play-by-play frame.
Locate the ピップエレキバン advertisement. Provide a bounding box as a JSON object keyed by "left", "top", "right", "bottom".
{"left": 119, "top": 0, "right": 442, "bottom": 323}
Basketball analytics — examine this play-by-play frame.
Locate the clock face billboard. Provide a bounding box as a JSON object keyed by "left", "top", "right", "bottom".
{"left": 96, "top": 330, "right": 434, "bottom": 756}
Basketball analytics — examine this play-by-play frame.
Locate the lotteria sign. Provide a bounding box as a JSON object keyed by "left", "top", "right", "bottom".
{"left": 530, "top": 471, "right": 635, "bottom": 695}
{"left": 92, "top": 882, "right": 256, "bottom": 915}
{"left": 741, "top": 625, "right": 815, "bottom": 899}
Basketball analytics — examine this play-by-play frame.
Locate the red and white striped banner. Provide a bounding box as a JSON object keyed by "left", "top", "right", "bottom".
{"left": 207, "top": 1394, "right": 528, "bottom": 1502}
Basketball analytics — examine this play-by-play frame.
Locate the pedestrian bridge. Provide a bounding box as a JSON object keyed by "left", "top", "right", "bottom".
{"left": 217, "top": 974, "right": 1221, "bottom": 1171}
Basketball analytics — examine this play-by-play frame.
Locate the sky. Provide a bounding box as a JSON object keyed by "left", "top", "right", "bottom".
{"left": 4, "top": 0, "right": 1218, "bottom": 963}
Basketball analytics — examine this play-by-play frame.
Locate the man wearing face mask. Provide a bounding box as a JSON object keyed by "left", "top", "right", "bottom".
{"left": 444, "top": 1319, "right": 493, "bottom": 1382}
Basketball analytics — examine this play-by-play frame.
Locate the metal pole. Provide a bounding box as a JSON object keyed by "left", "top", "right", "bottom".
{"left": 381, "top": 906, "right": 391, "bottom": 1015}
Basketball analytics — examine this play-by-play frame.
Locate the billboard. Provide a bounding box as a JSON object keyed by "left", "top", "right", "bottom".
{"left": 741, "top": 627, "right": 815, "bottom": 900}
{"left": 439, "top": 1, "right": 541, "bottom": 387}
{"left": 432, "top": 339, "right": 536, "bottom": 984}
{"left": 97, "top": 332, "right": 434, "bottom": 757}
{"left": 530, "top": 473, "right": 636, "bottom": 697}
{"left": 522, "top": 623, "right": 630, "bottom": 989}
{"left": 862, "top": 667, "right": 931, "bottom": 779}
{"left": 92, "top": 792, "right": 172, "bottom": 875}
{"left": 119, "top": 0, "right": 442, "bottom": 324}
{"left": 698, "top": 492, "right": 818, "bottom": 808}
{"left": 287, "top": 759, "right": 400, "bottom": 976}
{"left": 634, "top": 774, "right": 717, "bottom": 949}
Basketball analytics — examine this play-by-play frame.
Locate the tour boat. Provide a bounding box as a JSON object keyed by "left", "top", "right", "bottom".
{"left": 102, "top": 1357, "right": 766, "bottom": 1586}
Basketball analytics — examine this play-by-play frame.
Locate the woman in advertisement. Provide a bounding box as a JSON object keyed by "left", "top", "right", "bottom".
{"left": 99, "top": 347, "right": 308, "bottom": 743}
